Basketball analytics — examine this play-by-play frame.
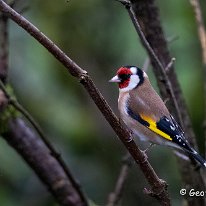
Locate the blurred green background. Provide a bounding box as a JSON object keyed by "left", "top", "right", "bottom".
{"left": 0, "top": 0, "right": 205, "bottom": 205}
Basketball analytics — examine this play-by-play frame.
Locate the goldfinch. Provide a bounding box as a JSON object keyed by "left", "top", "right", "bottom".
{"left": 109, "top": 65, "right": 206, "bottom": 167}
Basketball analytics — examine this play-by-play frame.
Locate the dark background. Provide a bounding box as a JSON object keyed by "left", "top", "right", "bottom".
{"left": 0, "top": 0, "right": 205, "bottom": 205}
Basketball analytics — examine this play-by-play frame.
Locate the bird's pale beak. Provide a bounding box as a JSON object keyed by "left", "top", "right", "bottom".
{"left": 109, "top": 75, "right": 121, "bottom": 83}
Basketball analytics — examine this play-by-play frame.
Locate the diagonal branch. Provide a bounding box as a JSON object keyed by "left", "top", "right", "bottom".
{"left": 128, "top": 0, "right": 198, "bottom": 149}
{"left": 0, "top": 80, "right": 88, "bottom": 205}
{"left": 118, "top": 0, "right": 183, "bottom": 135}
{"left": 0, "top": 1, "right": 171, "bottom": 204}
{"left": 0, "top": 5, "right": 88, "bottom": 206}
{"left": 118, "top": 0, "right": 205, "bottom": 205}
{"left": 3, "top": 117, "right": 87, "bottom": 206}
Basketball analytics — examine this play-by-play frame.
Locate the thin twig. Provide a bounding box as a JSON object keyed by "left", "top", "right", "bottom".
{"left": 119, "top": 0, "right": 183, "bottom": 129}
{"left": 0, "top": 1, "right": 171, "bottom": 204}
{"left": 189, "top": 0, "right": 206, "bottom": 157}
{"left": 107, "top": 155, "right": 133, "bottom": 206}
{"left": 0, "top": 80, "right": 88, "bottom": 205}
{"left": 165, "top": 58, "right": 176, "bottom": 72}
{"left": 123, "top": 1, "right": 206, "bottom": 206}
{"left": 5, "top": 118, "right": 86, "bottom": 206}
{"left": 143, "top": 36, "right": 178, "bottom": 73}
{"left": 124, "top": 0, "right": 206, "bottom": 205}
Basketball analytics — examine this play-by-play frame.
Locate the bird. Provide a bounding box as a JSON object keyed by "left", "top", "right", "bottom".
{"left": 109, "top": 65, "right": 206, "bottom": 167}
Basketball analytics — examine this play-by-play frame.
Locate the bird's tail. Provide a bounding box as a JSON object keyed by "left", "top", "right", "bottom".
{"left": 190, "top": 149, "right": 206, "bottom": 168}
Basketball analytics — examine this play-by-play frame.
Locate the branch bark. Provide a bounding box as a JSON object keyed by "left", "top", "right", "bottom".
{"left": 0, "top": 1, "right": 171, "bottom": 205}
{"left": 3, "top": 118, "right": 87, "bottom": 206}
{"left": 123, "top": 0, "right": 205, "bottom": 205}
{"left": 0, "top": 80, "right": 88, "bottom": 206}
{"left": 0, "top": 3, "right": 88, "bottom": 205}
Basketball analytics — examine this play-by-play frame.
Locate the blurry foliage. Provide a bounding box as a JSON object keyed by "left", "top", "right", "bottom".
{"left": 0, "top": 0, "right": 205, "bottom": 205}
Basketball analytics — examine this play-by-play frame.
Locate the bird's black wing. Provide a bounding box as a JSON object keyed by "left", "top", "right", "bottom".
{"left": 127, "top": 107, "right": 206, "bottom": 166}
{"left": 127, "top": 106, "right": 192, "bottom": 152}
{"left": 156, "top": 115, "right": 193, "bottom": 152}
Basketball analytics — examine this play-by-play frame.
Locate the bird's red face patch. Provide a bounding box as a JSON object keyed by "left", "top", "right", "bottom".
{"left": 117, "top": 67, "right": 132, "bottom": 89}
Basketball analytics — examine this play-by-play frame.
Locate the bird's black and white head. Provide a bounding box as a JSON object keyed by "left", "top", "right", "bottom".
{"left": 109, "top": 66, "right": 146, "bottom": 92}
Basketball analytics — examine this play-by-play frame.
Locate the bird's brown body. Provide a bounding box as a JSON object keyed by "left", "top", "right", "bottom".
{"left": 110, "top": 66, "right": 206, "bottom": 167}
{"left": 118, "top": 77, "right": 175, "bottom": 146}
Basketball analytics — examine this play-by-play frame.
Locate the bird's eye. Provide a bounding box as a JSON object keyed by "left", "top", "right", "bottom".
{"left": 119, "top": 74, "right": 131, "bottom": 81}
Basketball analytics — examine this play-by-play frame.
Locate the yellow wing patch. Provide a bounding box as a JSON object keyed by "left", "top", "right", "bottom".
{"left": 140, "top": 115, "right": 172, "bottom": 141}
